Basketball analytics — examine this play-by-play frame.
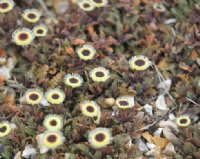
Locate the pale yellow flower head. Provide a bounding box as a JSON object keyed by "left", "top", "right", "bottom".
{"left": 80, "top": 100, "right": 100, "bottom": 117}
{"left": 0, "top": 121, "right": 11, "bottom": 137}
{"left": 78, "top": 0, "right": 95, "bottom": 12}
{"left": 129, "top": 55, "right": 151, "bottom": 71}
{"left": 88, "top": 127, "right": 113, "bottom": 149}
{"left": 45, "top": 88, "right": 65, "bottom": 104}
{"left": 116, "top": 96, "right": 135, "bottom": 109}
{"left": 12, "top": 28, "right": 35, "bottom": 46}
{"left": 22, "top": 9, "right": 41, "bottom": 23}
{"left": 89, "top": 67, "right": 110, "bottom": 82}
{"left": 0, "top": 0, "right": 15, "bottom": 13}
{"left": 64, "top": 73, "right": 83, "bottom": 88}
{"left": 33, "top": 24, "right": 48, "bottom": 37}
{"left": 90, "top": 0, "right": 108, "bottom": 8}
{"left": 43, "top": 130, "right": 65, "bottom": 149}
{"left": 24, "top": 89, "right": 43, "bottom": 105}
{"left": 76, "top": 44, "right": 96, "bottom": 61}
{"left": 43, "top": 114, "right": 63, "bottom": 131}
{"left": 176, "top": 115, "right": 191, "bottom": 127}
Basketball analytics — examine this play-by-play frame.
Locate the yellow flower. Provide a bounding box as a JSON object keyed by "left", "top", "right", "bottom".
{"left": 76, "top": 44, "right": 96, "bottom": 61}
{"left": 80, "top": 100, "right": 100, "bottom": 117}
{"left": 129, "top": 55, "right": 151, "bottom": 71}
{"left": 33, "top": 24, "right": 48, "bottom": 37}
{"left": 78, "top": 0, "right": 95, "bottom": 12}
{"left": 89, "top": 67, "right": 110, "bottom": 82}
{"left": 90, "top": 0, "right": 108, "bottom": 7}
{"left": 43, "top": 114, "right": 63, "bottom": 131}
{"left": 24, "top": 89, "right": 43, "bottom": 105}
{"left": 45, "top": 88, "right": 65, "bottom": 104}
{"left": 0, "top": 121, "right": 11, "bottom": 137}
{"left": 153, "top": 3, "right": 166, "bottom": 12}
{"left": 0, "top": 0, "right": 15, "bottom": 13}
{"left": 12, "top": 28, "right": 35, "bottom": 46}
{"left": 64, "top": 73, "right": 83, "bottom": 88}
{"left": 88, "top": 127, "right": 113, "bottom": 149}
{"left": 176, "top": 115, "right": 191, "bottom": 127}
{"left": 22, "top": 9, "right": 41, "bottom": 23}
{"left": 43, "top": 130, "right": 65, "bottom": 149}
{"left": 115, "top": 96, "right": 135, "bottom": 109}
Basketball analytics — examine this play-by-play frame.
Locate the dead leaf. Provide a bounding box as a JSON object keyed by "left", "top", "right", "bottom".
{"left": 152, "top": 136, "right": 169, "bottom": 150}
{"left": 190, "top": 50, "right": 198, "bottom": 61}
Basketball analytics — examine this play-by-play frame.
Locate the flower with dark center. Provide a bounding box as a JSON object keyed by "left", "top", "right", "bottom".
{"left": 43, "top": 130, "right": 65, "bottom": 149}
{"left": 64, "top": 73, "right": 83, "bottom": 88}
{"left": 89, "top": 67, "right": 110, "bottom": 82}
{"left": 88, "top": 127, "right": 113, "bottom": 149}
{"left": 0, "top": 0, "right": 15, "bottom": 13}
{"left": 0, "top": 121, "right": 11, "bottom": 137}
{"left": 22, "top": 9, "right": 41, "bottom": 23}
{"left": 91, "top": 0, "right": 108, "bottom": 7}
{"left": 116, "top": 96, "right": 135, "bottom": 109}
{"left": 129, "top": 55, "right": 151, "bottom": 71}
{"left": 24, "top": 89, "right": 43, "bottom": 105}
{"left": 80, "top": 100, "right": 100, "bottom": 117}
{"left": 43, "top": 114, "right": 63, "bottom": 131}
{"left": 12, "top": 28, "right": 35, "bottom": 46}
{"left": 33, "top": 24, "right": 48, "bottom": 37}
{"left": 77, "top": 1, "right": 95, "bottom": 12}
{"left": 45, "top": 88, "right": 65, "bottom": 104}
{"left": 176, "top": 115, "right": 191, "bottom": 127}
{"left": 76, "top": 44, "right": 96, "bottom": 61}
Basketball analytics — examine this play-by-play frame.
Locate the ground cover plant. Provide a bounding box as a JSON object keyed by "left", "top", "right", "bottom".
{"left": 0, "top": 0, "right": 200, "bottom": 159}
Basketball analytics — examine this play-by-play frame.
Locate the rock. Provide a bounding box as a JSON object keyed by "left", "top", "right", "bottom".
{"left": 154, "top": 128, "right": 163, "bottom": 137}
{"left": 158, "top": 79, "right": 172, "bottom": 95}
{"left": 146, "top": 142, "right": 156, "bottom": 150}
{"left": 104, "top": 98, "right": 115, "bottom": 107}
{"left": 22, "top": 144, "right": 36, "bottom": 158}
{"left": 138, "top": 139, "right": 149, "bottom": 152}
{"left": 156, "top": 95, "right": 168, "bottom": 111}
{"left": 159, "top": 120, "right": 179, "bottom": 132}
{"left": 36, "top": 134, "right": 49, "bottom": 154}
{"left": 14, "top": 151, "right": 22, "bottom": 159}
{"left": 163, "top": 127, "right": 178, "bottom": 143}
{"left": 144, "top": 104, "right": 153, "bottom": 115}
{"left": 53, "top": 0, "right": 69, "bottom": 15}
{"left": 162, "top": 142, "right": 176, "bottom": 156}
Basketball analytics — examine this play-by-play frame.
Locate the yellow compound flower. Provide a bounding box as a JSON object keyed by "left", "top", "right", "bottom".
{"left": 90, "top": 0, "right": 108, "bottom": 7}
{"left": 176, "top": 115, "right": 191, "bottom": 127}
{"left": 12, "top": 28, "right": 35, "bottom": 46}
{"left": 24, "top": 89, "right": 43, "bottom": 105}
{"left": 64, "top": 73, "right": 83, "bottom": 88}
{"left": 80, "top": 100, "right": 100, "bottom": 117}
{"left": 43, "top": 130, "right": 65, "bottom": 149}
{"left": 76, "top": 44, "right": 96, "bottom": 61}
{"left": 0, "top": 121, "right": 11, "bottom": 137}
{"left": 78, "top": 0, "right": 95, "bottom": 12}
{"left": 0, "top": 0, "right": 15, "bottom": 13}
{"left": 116, "top": 96, "right": 135, "bottom": 109}
{"left": 22, "top": 9, "right": 41, "bottom": 23}
{"left": 33, "top": 24, "right": 48, "bottom": 37}
{"left": 88, "top": 127, "right": 113, "bottom": 149}
{"left": 43, "top": 114, "right": 63, "bottom": 131}
{"left": 45, "top": 88, "right": 65, "bottom": 104}
{"left": 129, "top": 55, "right": 151, "bottom": 71}
{"left": 89, "top": 67, "right": 110, "bottom": 82}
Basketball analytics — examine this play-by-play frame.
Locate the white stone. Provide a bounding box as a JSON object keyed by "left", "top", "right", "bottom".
{"left": 146, "top": 142, "right": 156, "bottom": 150}
{"left": 156, "top": 95, "right": 168, "bottom": 110}
{"left": 144, "top": 104, "right": 153, "bottom": 115}
{"left": 36, "top": 134, "right": 49, "bottom": 154}
{"left": 158, "top": 79, "right": 172, "bottom": 95}
{"left": 154, "top": 128, "right": 163, "bottom": 137}
{"left": 138, "top": 139, "right": 149, "bottom": 152}
{"left": 22, "top": 144, "right": 36, "bottom": 158}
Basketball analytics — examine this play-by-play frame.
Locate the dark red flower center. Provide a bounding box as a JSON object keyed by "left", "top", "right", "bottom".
{"left": 52, "top": 94, "right": 59, "bottom": 99}
{"left": 36, "top": 29, "right": 43, "bottom": 34}
{"left": 86, "top": 106, "right": 94, "bottom": 112}
{"left": 0, "top": 2, "right": 9, "bottom": 9}
{"left": 180, "top": 118, "right": 188, "bottom": 124}
{"left": 0, "top": 126, "right": 7, "bottom": 133}
{"left": 119, "top": 100, "right": 129, "bottom": 106}
{"left": 29, "top": 93, "right": 39, "bottom": 100}
{"left": 82, "top": 49, "right": 90, "bottom": 56}
{"left": 134, "top": 59, "right": 145, "bottom": 66}
{"left": 50, "top": 120, "right": 57, "bottom": 126}
{"left": 95, "top": 133, "right": 105, "bottom": 142}
{"left": 93, "top": 0, "right": 103, "bottom": 3}
{"left": 18, "top": 33, "right": 28, "bottom": 41}
{"left": 83, "top": 3, "right": 90, "bottom": 8}
{"left": 27, "top": 13, "right": 36, "bottom": 19}
{"left": 95, "top": 71, "right": 104, "bottom": 77}
{"left": 47, "top": 134, "right": 57, "bottom": 143}
{"left": 69, "top": 77, "right": 78, "bottom": 83}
